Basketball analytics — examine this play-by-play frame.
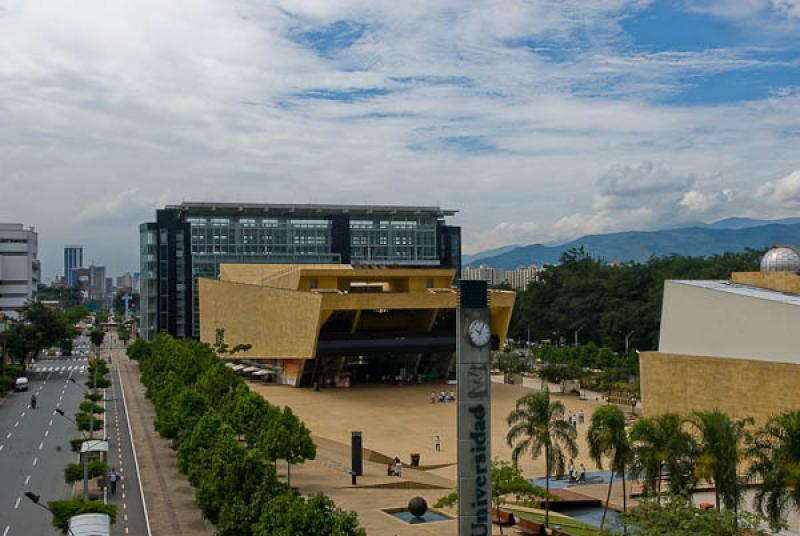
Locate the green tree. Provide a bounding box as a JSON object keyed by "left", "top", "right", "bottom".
{"left": 506, "top": 390, "right": 578, "bottom": 527}
{"left": 5, "top": 301, "right": 75, "bottom": 362}
{"left": 117, "top": 323, "right": 130, "bottom": 346}
{"left": 622, "top": 495, "right": 769, "bottom": 536}
{"left": 48, "top": 499, "right": 117, "bottom": 534}
{"left": 253, "top": 492, "right": 365, "bottom": 536}
{"left": 89, "top": 328, "right": 105, "bottom": 350}
{"left": 687, "top": 411, "right": 752, "bottom": 516}
{"left": 258, "top": 407, "right": 316, "bottom": 488}
{"left": 587, "top": 405, "right": 631, "bottom": 528}
{"left": 630, "top": 413, "right": 696, "bottom": 502}
{"left": 491, "top": 459, "right": 547, "bottom": 534}
{"left": 747, "top": 410, "right": 800, "bottom": 531}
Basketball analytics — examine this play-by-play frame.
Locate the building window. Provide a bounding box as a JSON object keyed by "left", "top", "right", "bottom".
{"left": 310, "top": 279, "right": 318, "bottom": 289}
{"left": 427, "top": 279, "right": 434, "bottom": 288}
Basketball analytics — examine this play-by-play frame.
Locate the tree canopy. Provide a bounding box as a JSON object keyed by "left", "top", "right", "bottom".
{"left": 511, "top": 247, "right": 762, "bottom": 351}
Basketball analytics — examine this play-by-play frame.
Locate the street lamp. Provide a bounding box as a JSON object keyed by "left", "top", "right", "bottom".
{"left": 574, "top": 326, "right": 583, "bottom": 347}
{"left": 625, "top": 330, "right": 635, "bottom": 355}
{"left": 24, "top": 491, "right": 77, "bottom": 536}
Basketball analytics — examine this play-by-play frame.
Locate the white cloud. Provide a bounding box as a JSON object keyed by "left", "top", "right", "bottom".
{"left": 757, "top": 169, "right": 800, "bottom": 206}
{"left": 0, "top": 1, "right": 798, "bottom": 275}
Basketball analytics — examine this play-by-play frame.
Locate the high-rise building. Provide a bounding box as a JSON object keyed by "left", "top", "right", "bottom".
{"left": 88, "top": 265, "right": 106, "bottom": 301}
{"left": 139, "top": 202, "right": 461, "bottom": 341}
{"left": 0, "top": 223, "right": 40, "bottom": 318}
{"left": 71, "top": 267, "right": 90, "bottom": 299}
{"left": 116, "top": 272, "right": 134, "bottom": 290}
{"left": 64, "top": 245, "right": 83, "bottom": 287}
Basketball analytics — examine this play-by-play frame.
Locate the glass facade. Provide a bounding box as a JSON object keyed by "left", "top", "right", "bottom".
{"left": 138, "top": 204, "right": 459, "bottom": 341}
{"left": 138, "top": 224, "right": 158, "bottom": 342}
{"left": 350, "top": 216, "right": 438, "bottom": 264}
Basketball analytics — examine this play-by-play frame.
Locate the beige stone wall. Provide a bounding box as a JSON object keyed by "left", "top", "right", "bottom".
{"left": 659, "top": 280, "right": 800, "bottom": 365}
{"left": 640, "top": 351, "right": 800, "bottom": 422}
{"left": 731, "top": 271, "right": 800, "bottom": 294}
{"left": 199, "top": 278, "right": 323, "bottom": 360}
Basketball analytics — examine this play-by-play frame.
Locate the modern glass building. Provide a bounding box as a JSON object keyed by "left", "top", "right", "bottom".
{"left": 64, "top": 245, "right": 83, "bottom": 287}
{"left": 139, "top": 203, "right": 461, "bottom": 342}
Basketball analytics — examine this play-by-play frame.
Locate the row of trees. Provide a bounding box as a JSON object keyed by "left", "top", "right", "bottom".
{"left": 132, "top": 334, "right": 365, "bottom": 536}
{"left": 3, "top": 302, "right": 87, "bottom": 364}
{"left": 510, "top": 389, "right": 800, "bottom": 533}
{"left": 509, "top": 248, "right": 762, "bottom": 352}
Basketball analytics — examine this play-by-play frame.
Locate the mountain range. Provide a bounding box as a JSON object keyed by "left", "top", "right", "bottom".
{"left": 467, "top": 217, "right": 800, "bottom": 269}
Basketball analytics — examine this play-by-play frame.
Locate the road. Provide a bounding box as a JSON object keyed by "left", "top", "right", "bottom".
{"left": 105, "top": 333, "right": 150, "bottom": 536}
{"left": 0, "top": 331, "right": 150, "bottom": 536}
{"left": 0, "top": 357, "right": 89, "bottom": 536}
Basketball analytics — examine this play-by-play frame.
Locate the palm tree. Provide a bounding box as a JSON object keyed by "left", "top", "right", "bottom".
{"left": 630, "top": 413, "right": 696, "bottom": 503}
{"left": 748, "top": 410, "right": 800, "bottom": 531}
{"left": 587, "top": 405, "right": 631, "bottom": 529}
{"left": 506, "top": 390, "right": 578, "bottom": 528}
{"left": 687, "top": 410, "right": 752, "bottom": 514}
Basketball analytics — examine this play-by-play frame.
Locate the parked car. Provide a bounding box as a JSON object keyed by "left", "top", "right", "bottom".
{"left": 14, "top": 377, "right": 29, "bottom": 392}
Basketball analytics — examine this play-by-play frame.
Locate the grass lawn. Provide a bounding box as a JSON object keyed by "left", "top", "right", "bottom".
{"left": 508, "top": 509, "right": 614, "bottom": 536}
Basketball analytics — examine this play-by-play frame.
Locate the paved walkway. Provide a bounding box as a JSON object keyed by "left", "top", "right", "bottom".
{"left": 115, "top": 348, "right": 213, "bottom": 536}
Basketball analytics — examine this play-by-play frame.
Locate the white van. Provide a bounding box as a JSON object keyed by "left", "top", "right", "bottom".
{"left": 14, "top": 377, "right": 29, "bottom": 392}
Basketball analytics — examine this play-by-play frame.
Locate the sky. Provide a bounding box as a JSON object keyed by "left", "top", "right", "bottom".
{"left": 1, "top": 0, "right": 800, "bottom": 280}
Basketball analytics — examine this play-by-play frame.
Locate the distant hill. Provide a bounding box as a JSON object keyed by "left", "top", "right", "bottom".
{"left": 472, "top": 222, "right": 800, "bottom": 269}
{"left": 700, "top": 216, "right": 800, "bottom": 230}
{"left": 462, "top": 244, "right": 520, "bottom": 265}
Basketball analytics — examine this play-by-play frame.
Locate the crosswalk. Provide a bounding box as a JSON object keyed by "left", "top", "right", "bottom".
{"left": 29, "top": 362, "right": 87, "bottom": 374}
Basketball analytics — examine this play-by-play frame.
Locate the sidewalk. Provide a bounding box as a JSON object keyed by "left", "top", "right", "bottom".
{"left": 116, "top": 350, "right": 213, "bottom": 536}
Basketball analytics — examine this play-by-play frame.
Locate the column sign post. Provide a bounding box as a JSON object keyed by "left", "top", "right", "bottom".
{"left": 457, "top": 280, "right": 492, "bottom": 536}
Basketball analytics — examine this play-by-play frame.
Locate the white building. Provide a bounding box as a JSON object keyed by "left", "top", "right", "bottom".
{"left": 462, "top": 264, "right": 537, "bottom": 290}
{"left": 0, "top": 223, "right": 40, "bottom": 318}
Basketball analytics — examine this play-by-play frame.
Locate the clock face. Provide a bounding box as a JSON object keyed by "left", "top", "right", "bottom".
{"left": 468, "top": 319, "right": 491, "bottom": 347}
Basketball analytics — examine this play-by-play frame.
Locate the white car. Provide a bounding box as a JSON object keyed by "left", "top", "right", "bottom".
{"left": 14, "top": 377, "right": 29, "bottom": 392}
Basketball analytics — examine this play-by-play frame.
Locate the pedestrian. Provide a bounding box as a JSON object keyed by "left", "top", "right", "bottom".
{"left": 109, "top": 468, "right": 118, "bottom": 496}
{"left": 568, "top": 459, "right": 576, "bottom": 481}
{"left": 395, "top": 457, "right": 403, "bottom": 477}
{"left": 579, "top": 408, "right": 585, "bottom": 425}
{"left": 579, "top": 463, "right": 586, "bottom": 483}
{"left": 435, "top": 435, "right": 441, "bottom": 452}
{"left": 431, "top": 391, "right": 436, "bottom": 404}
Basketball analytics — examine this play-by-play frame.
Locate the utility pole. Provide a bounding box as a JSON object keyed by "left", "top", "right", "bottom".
{"left": 574, "top": 326, "right": 583, "bottom": 347}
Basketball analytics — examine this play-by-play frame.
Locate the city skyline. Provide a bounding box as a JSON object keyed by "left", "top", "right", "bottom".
{"left": 2, "top": 1, "right": 800, "bottom": 279}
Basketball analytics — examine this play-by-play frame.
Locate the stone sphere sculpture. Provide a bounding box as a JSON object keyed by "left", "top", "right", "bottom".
{"left": 408, "top": 496, "right": 428, "bottom": 518}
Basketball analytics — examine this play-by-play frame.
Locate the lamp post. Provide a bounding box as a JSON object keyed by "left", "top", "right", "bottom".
{"left": 574, "top": 326, "right": 583, "bottom": 347}
{"left": 24, "top": 492, "right": 77, "bottom": 536}
{"left": 625, "top": 330, "right": 635, "bottom": 355}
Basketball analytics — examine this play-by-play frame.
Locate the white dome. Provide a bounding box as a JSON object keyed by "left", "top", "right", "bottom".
{"left": 761, "top": 246, "right": 800, "bottom": 272}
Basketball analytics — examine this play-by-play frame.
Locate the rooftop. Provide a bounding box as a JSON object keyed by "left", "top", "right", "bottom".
{"left": 673, "top": 279, "right": 800, "bottom": 307}
{"left": 167, "top": 202, "right": 458, "bottom": 218}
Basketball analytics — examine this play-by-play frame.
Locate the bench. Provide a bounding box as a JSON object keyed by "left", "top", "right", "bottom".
{"left": 491, "top": 506, "right": 515, "bottom": 526}
{"left": 514, "top": 517, "right": 546, "bottom": 535}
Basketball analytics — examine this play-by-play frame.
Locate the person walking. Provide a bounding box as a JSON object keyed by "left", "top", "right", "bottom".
{"left": 578, "top": 408, "right": 585, "bottom": 425}
{"left": 431, "top": 392, "right": 436, "bottom": 404}
{"left": 435, "top": 435, "right": 441, "bottom": 452}
{"left": 109, "top": 468, "right": 118, "bottom": 496}
{"left": 395, "top": 457, "right": 403, "bottom": 477}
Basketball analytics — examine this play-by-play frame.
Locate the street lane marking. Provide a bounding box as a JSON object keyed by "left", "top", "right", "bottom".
{"left": 13, "top": 422, "right": 18, "bottom": 428}
{"left": 38, "top": 442, "right": 43, "bottom": 450}
{"left": 44, "top": 430, "right": 48, "bottom": 437}
{"left": 13, "top": 497, "right": 20, "bottom": 509}
{"left": 32, "top": 457, "right": 38, "bottom": 466}
{"left": 20, "top": 412, "right": 25, "bottom": 418}
{"left": 24, "top": 475, "right": 30, "bottom": 485}
{"left": 6, "top": 432, "right": 12, "bottom": 439}
{"left": 48, "top": 419, "right": 53, "bottom": 426}
{"left": 3, "top": 524, "right": 9, "bottom": 536}
{"left": 0, "top": 445, "right": 4, "bottom": 452}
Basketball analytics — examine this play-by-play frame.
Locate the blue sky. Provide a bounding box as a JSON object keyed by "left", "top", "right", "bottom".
{"left": 1, "top": 0, "right": 800, "bottom": 278}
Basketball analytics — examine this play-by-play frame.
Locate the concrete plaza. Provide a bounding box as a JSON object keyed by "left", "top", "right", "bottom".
{"left": 249, "top": 376, "right": 623, "bottom": 535}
